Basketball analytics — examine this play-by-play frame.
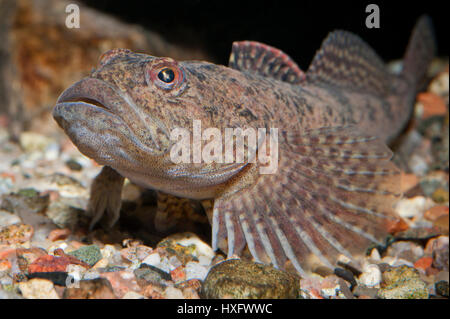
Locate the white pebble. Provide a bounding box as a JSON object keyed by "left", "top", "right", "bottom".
{"left": 185, "top": 261, "right": 208, "bottom": 281}
{"left": 163, "top": 286, "right": 184, "bottom": 299}
{"left": 173, "top": 233, "right": 215, "bottom": 259}
{"left": 142, "top": 253, "right": 161, "bottom": 267}
{"left": 395, "top": 196, "right": 434, "bottom": 219}
{"left": 122, "top": 291, "right": 145, "bottom": 299}
{"left": 381, "top": 256, "right": 414, "bottom": 268}
{"left": 0, "top": 209, "right": 21, "bottom": 226}
{"left": 198, "top": 255, "right": 212, "bottom": 266}
{"left": 83, "top": 269, "right": 100, "bottom": 280}
{"left": 369, "top": 248, "right": 381, "bottom": 261}
{"left": 359, "top": 264, "right": 382, "bottom": 288}
{"left": 18, "top": 279, "right": 59, "bottom": 299}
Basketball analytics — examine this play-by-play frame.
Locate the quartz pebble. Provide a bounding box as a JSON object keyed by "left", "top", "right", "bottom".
{"left": 359, "top": 264, "right": 382, "bottom": 288}
{"left": 18, "top": 278, "right": 60, "bottom": 299}
{"left": 395, "top": 196, "right": 435, "bottom": 219}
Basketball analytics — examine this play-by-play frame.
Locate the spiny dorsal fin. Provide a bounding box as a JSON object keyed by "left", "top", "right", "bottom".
{"left": 229, "top": 41, "right": 306, "bottom": 84}
{"left": 307, "top": 31, "right": 391, "bottom": 96}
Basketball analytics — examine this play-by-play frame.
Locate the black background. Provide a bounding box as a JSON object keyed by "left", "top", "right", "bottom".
{"left": 80, "top": 0, "right": 447, "bottom": 68}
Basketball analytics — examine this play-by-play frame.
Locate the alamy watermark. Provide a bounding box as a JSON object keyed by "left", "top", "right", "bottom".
{"left": 65, "top": 4, "right": 80, "bottom": 29}
{"left": 170, "top": 120, "right": 279, "bottom": 174}
{"left": 365, "top": 4, "right": 380, "bottom": 29}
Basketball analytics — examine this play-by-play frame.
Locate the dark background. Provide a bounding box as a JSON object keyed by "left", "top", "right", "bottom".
{"left": 82, "top": 0, "right": 446, "bottom": 68}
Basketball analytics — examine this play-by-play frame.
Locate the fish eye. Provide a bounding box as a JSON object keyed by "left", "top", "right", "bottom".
{"left": 147, "top": 62, "right": 186, "bottom": 91}
{"left": 158, "top": 68, "right": 175, "bottom": 83}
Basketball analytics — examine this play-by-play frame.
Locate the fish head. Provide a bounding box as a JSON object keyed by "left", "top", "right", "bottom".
{"left": 53, "top": 48, "right": 251, "bottom": 186}
{"left": 53, "top": 49, "right": 215, "bottom": 166}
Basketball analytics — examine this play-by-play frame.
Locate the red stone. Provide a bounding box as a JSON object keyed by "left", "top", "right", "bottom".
{"left": 414, "top": 257, "right": 433, "bottom": 271}
{"left": 47, "top": 228, "right": 71, "bottom": 241}
{"left": 424, "top": 206, "right": 449, "bottom": 222}
{"left": 386, "top": 218, "right": 409, "bottom": 234}
{"left": 28, "top": 250, "right": 89, "bottom": 273}
{"left": 170, "top": 266, "right": 186, "bottom": 283}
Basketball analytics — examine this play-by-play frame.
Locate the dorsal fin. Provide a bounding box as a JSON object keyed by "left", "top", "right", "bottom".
{"left": 306, "top": 31, "right": 390, "bottom": 96}
{"left": 229, "top": 41, "right": 306, "bottom": 84}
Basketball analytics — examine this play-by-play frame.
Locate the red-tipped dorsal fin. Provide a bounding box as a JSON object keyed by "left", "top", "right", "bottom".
{"left": 229, "top": 41, "right": 306, "bottom": 84}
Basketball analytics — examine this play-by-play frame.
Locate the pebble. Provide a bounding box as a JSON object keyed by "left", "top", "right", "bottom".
{"left": 18, "top": 278, "right": 60, "bottom": 299}
{"left": 385, "top": 241, "right": 424, "bottom": 263}
{"left": 414, "top": 257, "right": 434, "bottom": 274}
{"left": 428, "top": 69, "right": 449, "bottom": 97}
{"left": 100, "top": 270, "right": 140, "bottom": 298}
{"left": 424, "top": 205, "right": 449, "bottom": 222}
{"left": 68, "top": 245, "right": 102, "bottom": 267}
{"left": 45, "top": 200, "right": 81, "bottom": 229}
{"left": 416, "top": 92, "right": 447, "bottom": 119}
{"left": 359, "top": 264, "right": 382, "bottom": 288}
{"left": 378, "top": 266, "right": 428, "bottom": 299}
{"left": 0, "top": 288, "right": 23, "bottom": 299}
{"left": 122, "top": 291, "right": 145, "bottom": 299}
{"left": 185, "top": 261, "right": 208, "bottom": 281}
{"left": 201, "top": 259, "right": 300, "bottom": 299}
{"left": 0, "top": 209, "right": 21, "bottom": 226}
{"left": 142, "top": 253, "right": 161, "bottom": 267}
{"left": 65, "top": 159, "right": 83, "bottom": 171}
{"left": 319, "top": 275, "right": 343, "bottom": 298}
{"left": 141, "top": 284, "right": 164, "bottom": 299}
{"left": 431, "top": 236, "right": 449, "bottom": 271}
{"left": 64, "top": 278, "right": 117, "bottom": 299}
{"left": 0, "top": 224, "right": 34, "bottom": 245}
{"left": 435, "top": 280, "right": 449, "bottom": 297}
{"left": 120, "top": 244, "right": 153, "bottom": 264}
{"left": 0, "top": 176, "right": 13, "bottom": 195}
{"left": 134, "top": 263, "right": 171, "bottom": 286}
{"left": 163, "top": 286, "right": 184, "bottom": 299}
{"left": 394, "top": 196, "right": 435, "bottom": 219}
{"left": 19, "top": 132, "right": 55, "bottom": 153}
{"left": 47, "top": 228, "right": 71, "bottom": 241}
{"left": 66, "top": 264, "right": 88, "bottom": 285}
{"left": 368, "top": 248, "right": 381, "bottom": 262}
{"left": 432, "top": 188, "right": 449, "bottom": 203}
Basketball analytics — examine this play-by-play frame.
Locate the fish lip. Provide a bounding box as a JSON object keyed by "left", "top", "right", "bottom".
{"left": 53, "top": 77, "right": 165, "bottom": 155}
{"left": 55, "top": 77, "right": 122, "bottom": 114}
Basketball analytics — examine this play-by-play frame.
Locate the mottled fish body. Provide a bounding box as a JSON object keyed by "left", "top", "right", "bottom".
{"left": 53, "top": 17, "right": 435, "bottom": 275}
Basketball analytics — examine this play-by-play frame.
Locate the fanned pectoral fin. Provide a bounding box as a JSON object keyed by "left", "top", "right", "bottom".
{"left": 212, "top": 126, "right": 402, "bottom": 276}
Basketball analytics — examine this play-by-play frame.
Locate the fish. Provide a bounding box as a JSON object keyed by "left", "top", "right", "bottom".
{"left": 53, "top": 16, "right": 435, "bottom": 276}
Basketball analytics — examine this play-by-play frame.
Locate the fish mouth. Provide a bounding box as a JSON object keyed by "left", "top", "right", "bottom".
{"left": 55, "top": 77, "right": 122, "bottom": 114}
{"left": 53, "top": 77, "right": 163, "bottom": 168}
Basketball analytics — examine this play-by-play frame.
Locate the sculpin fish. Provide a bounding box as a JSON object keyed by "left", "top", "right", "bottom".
{"left": 53, "top": 16, "right": 435, "bottom": 275}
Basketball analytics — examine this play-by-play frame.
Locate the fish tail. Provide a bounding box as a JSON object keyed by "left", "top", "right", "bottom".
{"left": 401, "top": 15, "right": 436, "bottom": 90}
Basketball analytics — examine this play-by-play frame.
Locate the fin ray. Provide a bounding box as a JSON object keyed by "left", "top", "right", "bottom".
{"left": 213, "top": 126, "right": 402, "bottom": 274}
{"left": 229, "top": 41, "right": 306, "bottom": 84}
{"left": 306, "top": 31, "right": 390, "bottom": 96}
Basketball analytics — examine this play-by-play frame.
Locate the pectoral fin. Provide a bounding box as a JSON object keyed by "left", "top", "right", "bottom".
{"left": 212, "top": 126, "right": 402, "bottom": 276}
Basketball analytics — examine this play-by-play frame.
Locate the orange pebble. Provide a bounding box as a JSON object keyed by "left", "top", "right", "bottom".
{"left": 0, "top": 172, "right": 15, "bottom": 183}
{"left": 400, "top": 173, "right": 419, "bottom": 193}
{"left": 424, "top": 206, "right": 449, "bottom": 222}
{"left": 170, "top": 266, "right": 186, "bottom": 283}
{"left": 417, "top": 92, "right": 447, "bottom": 118}
{"left": 414, "top": 257, "right": 433, "bottom": 271}
{"left": 47, "top": 228, "right": 71, "bottom": 241}
{"left": 0, "top": 259, "right": 11, "bottom": 271}
{"left": 386, "top": 218, "right": 409, "bottom": 234}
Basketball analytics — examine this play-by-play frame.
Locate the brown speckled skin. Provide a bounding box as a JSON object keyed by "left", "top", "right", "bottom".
{"left": 53, "top": 17, "right": 435, "bottom": 274}
{"left": 53, "top": 48, "right": 411, "bottom": 199}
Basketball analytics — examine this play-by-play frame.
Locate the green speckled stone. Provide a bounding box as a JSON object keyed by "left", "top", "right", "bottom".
{"left": 201, "top": 259, "right": 300, "bottom": 299}
{"left": 378, "top": 265, "right": 429, "bottom": 299}
{"left": 68, "top": 245, "right": 102, "bottom": 267}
